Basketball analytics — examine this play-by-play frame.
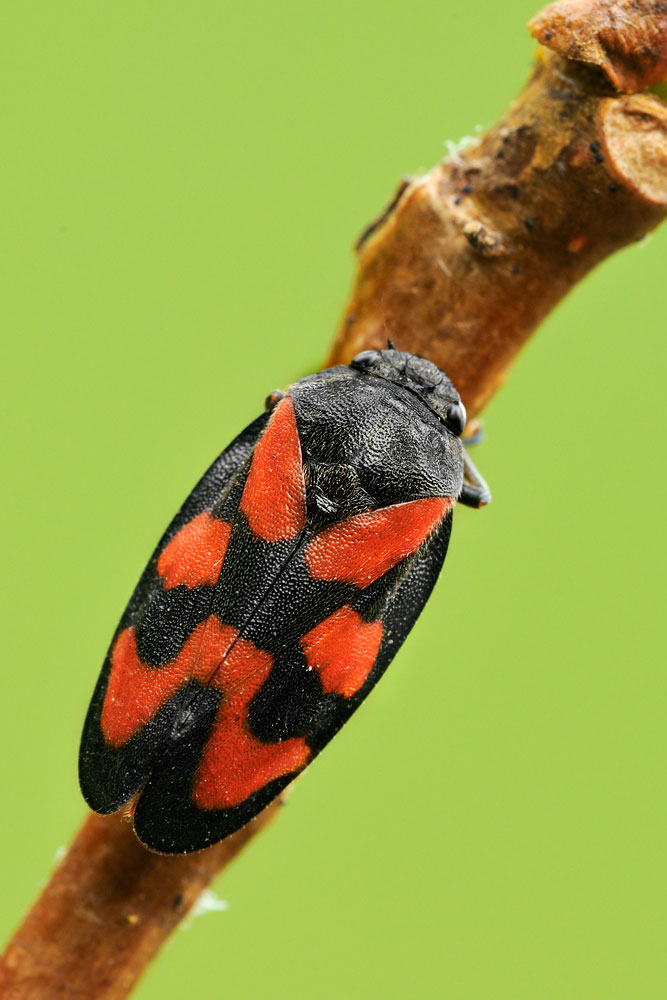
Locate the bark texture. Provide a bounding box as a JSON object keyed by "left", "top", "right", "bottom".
{"left": 328, "top": 50, "right": 667, "bottom": 415}
{"left": 0, "top": 805, "right": 281, "bottom": 1000}
{"left": 530, "top": 0, "right": 667, "bottom": 92}
{"left": 2, "top": 2, "right": 665, "bottom": 998}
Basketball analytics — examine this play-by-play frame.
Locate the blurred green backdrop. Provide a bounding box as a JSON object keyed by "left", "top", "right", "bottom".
{"left": 3, "top": 2, "right": 665, "bottom": 998}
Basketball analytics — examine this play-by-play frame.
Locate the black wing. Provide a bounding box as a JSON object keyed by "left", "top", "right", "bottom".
{"left": 132, "top": 507, "right": 453, "bottom": 853}
{"left": 78, "top": 411, "right": 270, "bottom": 813}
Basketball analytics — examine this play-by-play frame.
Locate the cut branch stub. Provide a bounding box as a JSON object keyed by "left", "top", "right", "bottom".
{"left": 600, "top": 92, "right": 667, "bottom": 202}
{"left": 328, "top": 50, "right": 667, "bottom": 417}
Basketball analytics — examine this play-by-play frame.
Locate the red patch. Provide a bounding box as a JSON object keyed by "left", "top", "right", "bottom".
{"left": 305, "top": 497, "right": 450, "bottom": 587}
{"left": 193, "top": 640, "right": 310, "bottom": 810}
{"left": 102, "top": 616, "right": 235, "bottom": 747}
{"left": 240, "top": 396, "right": 306, "bottom": 542}
{"left": 301, "top": 606, "right": 383, "bottom": 697}
{"left": 103, "top": 612, "right": 309, "bottom": 807}
{"left": 157, "top": 512, "right": 232, "bottom": 589}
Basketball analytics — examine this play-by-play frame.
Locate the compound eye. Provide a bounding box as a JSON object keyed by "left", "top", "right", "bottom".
{"left": 444, "top": 400, "right": 466, "bottom": 436}
{"left": 350, "top": 349, "right": 381, "bottom": 372}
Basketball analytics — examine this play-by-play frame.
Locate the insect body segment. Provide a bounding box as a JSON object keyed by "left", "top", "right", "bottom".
{"left": 79, "top": 348, "right": 489, "bottom": 853}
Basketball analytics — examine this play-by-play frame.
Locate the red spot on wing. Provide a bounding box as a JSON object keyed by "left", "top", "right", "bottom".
{"left": 102, "top": 610, "right": 308, "bottom": 806}
{"left": 193, "top": 640, "right": 310, "bottom": 810}
{"left": 157, "top": 512, "right": 232, "bottom": 589}
{"left": 305, "top": 496, "right": 451, "bottom": 587}
{"left": 301, "top": 606, "right": 383, "bottom": 698}
{"left": 101, "top": 616, "right": 235, "bottom": 747}
{"left": 240, "top": 395, "right": 306, "bottom": 542}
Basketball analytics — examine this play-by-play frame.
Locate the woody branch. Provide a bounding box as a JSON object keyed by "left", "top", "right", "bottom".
{"left": 1, "top": 2, "right": 665, "bottom": 998}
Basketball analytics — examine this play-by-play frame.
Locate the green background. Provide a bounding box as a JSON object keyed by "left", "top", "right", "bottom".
{"left": 3, "top": 2, "right": 665, "bottom": 998}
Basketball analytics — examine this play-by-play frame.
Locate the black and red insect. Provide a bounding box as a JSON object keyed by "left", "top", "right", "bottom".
{"left": 79, "top": 347, "right": 490, "bottom": 853}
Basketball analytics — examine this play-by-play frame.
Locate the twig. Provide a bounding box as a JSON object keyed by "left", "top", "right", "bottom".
{"left": 1, "top": 2, "right": 665, "bottom": 997}
{"left": 329, "top": 3, "right": 667, "bottom": 412}
{"left": 0, "top": 806, "right": 281, "bottom": 1000}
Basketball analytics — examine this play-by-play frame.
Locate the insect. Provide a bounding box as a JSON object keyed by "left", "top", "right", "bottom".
{"left": 79, "top": 347, "right": 490, "bottom": 853}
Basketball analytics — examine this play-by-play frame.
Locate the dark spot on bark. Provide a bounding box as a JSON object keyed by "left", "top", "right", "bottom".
{"left": 589, "top": 141, "right": 604, "bottom": 164}
{"left": 524, "top": 218, "right": 534, "bottom": 230}
{"left": 512, "top": 264, "right": 521, "bottom": 274}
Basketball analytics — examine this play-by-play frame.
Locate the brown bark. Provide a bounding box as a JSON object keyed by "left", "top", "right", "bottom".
{"left": 530, "top": 0, "right": 667, "bottom": 93}
{"left": 328, "top": 53, "right": 667, "bottom": 416}
{"left": 0, "top": 805, "right": 281, "bottom": 1000}
{"left": 2, "top": 2, "right": 666, "bottom": 998}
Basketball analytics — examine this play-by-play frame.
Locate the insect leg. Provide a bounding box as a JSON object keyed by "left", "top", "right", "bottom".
{"left": 459, "top": 447, "right": 491, "bottom": 508}
{"left": 461, "top": 418, "right": 484, "bottom": 448}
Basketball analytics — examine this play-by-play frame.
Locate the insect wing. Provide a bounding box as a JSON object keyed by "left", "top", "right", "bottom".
{"left": 81, "top": 389, "right": 455, "bottom": 854}
{"left": 78, "top": 411, "right": 270, "bottom": 813}
{"left": 133, "top": 499, "right": 453, "bottom": 853}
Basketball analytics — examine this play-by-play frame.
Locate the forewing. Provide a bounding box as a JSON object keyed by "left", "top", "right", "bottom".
{"left": 300, "top": 506, "right": 454, "bottom": 751}
{"left": 79, "top": 411, "right": 270, "bottom": 812}
{"left": 133, "top": 504, "right": 453, "bottom": 853}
